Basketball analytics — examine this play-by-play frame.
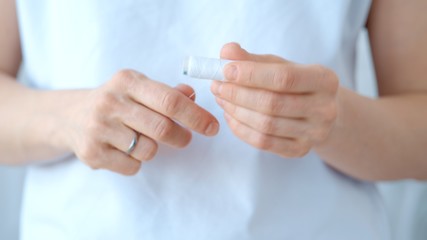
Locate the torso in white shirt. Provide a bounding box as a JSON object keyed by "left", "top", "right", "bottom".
{"left": 17, "top": 0, "right": 390, "bottom": 239}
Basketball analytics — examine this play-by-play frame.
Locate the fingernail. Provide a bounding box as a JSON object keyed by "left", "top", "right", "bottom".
{"left": 224, "top": 64, "right": 237, "bottom": 81}
{"left": 205, "top": 122, "right": 219, "bottom": 136}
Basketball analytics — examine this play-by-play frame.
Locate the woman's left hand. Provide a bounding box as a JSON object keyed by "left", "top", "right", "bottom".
{"left": 211, "top": 43, "right": 340, "bottom": 158}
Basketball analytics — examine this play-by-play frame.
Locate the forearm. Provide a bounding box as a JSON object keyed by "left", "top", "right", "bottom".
{"left": 315, "top": 87, "right": 427, "bottom": 181}
{"left": 0, "top": 72, "right": 80, "bottom": 164}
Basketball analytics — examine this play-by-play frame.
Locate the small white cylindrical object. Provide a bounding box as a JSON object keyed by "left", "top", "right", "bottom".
{"left": 183, "top": 56, "right": 232, "bottom": 80}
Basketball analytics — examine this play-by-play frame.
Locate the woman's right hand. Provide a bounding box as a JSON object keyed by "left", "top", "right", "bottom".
{"left": 62, "top": 69, "right": 219, "bottom": 175}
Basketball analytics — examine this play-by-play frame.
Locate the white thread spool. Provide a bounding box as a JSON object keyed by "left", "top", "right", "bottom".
{"left": 183, "top": 56, "right": 232, "bottom": 80}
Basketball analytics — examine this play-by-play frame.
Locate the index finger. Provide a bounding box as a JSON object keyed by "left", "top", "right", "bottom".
{"left": 223, "top": 62, "right": 337, "bottom": 93}
{"left": 127, "top": 75, "right": 219, "bottom": 136}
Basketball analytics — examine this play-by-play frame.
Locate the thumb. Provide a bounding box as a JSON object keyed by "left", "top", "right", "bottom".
{"left": 220, "top": 42, "right": 286, "bottom": 63}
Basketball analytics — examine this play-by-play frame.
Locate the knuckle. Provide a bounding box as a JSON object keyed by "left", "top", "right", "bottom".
{"left": 317, "top": 103, "right": 337, "bottom": 123}
{"left": 86, "top": 118, "right": 103, "bottom": 137}
{"left": 143, "top": 141, "right": 158, "bottom": 160}
{"left": 295, "top": 145, "right": 310, "bottom": 157}
{"left": 153, "top": 118, "right": 174, "bottom": 140}
{"left": 179, "top": 133, "right": 192, "bottom": 148}
{"left": 94, "top": 92, "right": 119, "bottom": 114}
{"left": 264, "top": 54, "right": 281, "bottom": 61}
{"left": 187, "top": 112, "right": 207, "bottom": 132}
{"left": 79, "top": 142, "right": 95, "bottom": 160}
{"left": 297, "top": 124, "right": 310, "bottom": 136}
{"left": 310, "top": 102, "right": 335, "bottom": 123}
{"left": 225, "top": 102, "right": 238, "bottom": 116}
{"left": 123, "top": 162, "right": 141, "bottom": 176}
{"left": 160, "top": 91, "right": 181, "bottom": 116}
{"left": 265, "top": 93, "right": 301, "bottom": 116}
{"left": 308, "top": 127, "right": 321, "bottom": 141}
{"left": 326, "top": 103, "right": 338, "bottom": 122}
{"left": 245, "top": 62, "right": 257, "bottom": 84}
{"left": 312, "top": 64, "right": 325, "bottom": 75}
{"left": 113, "top": 69, "right": 138, "bottom": 87}
{"left": 263, "top": 92, "right": 282, "bottom": 114}
{"left": 322, "top": 68, "right": 339, "bottom": 92}
{"left": 111, "top": 69, "right": 147, "bottom": 93}
{"left": 258, "top": 115, "right": 276, "bottom": 134}
{"left": 89, "top": 160, "right": 103, "bottom": 170}
{"left": 85, "top": 111, "right": 109, "bottom": 140}
{"left": 227, "top": 85, "right": 238, "bottom": 102}
{"left": 253, "top": 133, "right": 273, "bottom": 151}
{"left": 313, "top": 65, "right": 339, "bottom": 93}
{"left": 312, "top": 64, "right": 329, "bottom": 81}
{"left": 311, "top": 128, "right": 330, "bottom": 142}
{"left": 286, "top": 142, "right": 310, "bottom": 158}
{"left": 79, "top": 142, "right": 102, "bottom": 168}
{"left": 275, "top": 65, "right": 295, "bottom": 91}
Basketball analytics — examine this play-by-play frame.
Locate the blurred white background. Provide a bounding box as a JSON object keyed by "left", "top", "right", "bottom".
{"left": 0, "top": 30, "right": 425, "bottom": 240}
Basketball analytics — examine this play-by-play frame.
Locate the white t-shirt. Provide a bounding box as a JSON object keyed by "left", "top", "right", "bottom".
{"left": 17, "top": 0, "right": 391, "bottom": 239}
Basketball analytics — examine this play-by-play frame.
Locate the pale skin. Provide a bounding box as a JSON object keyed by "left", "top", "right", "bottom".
{"left": 1, "top": 0, "right": 426, "bottom": 180}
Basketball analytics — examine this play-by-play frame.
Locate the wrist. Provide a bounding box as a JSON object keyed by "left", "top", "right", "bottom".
{"left": 22, "top": 89, "right": 89, "bottom": 160}
{"left": 313, "top": 87, "right": 349, "bottom": 160}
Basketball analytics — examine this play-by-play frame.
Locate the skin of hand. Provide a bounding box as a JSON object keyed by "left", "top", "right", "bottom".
{"left": 0, "top": 0, "right": 220, "bottom": 175}
{"left": 59, "top": 70, "right": 219, "bottom": 175}
{"left": 211, "top": 43, "right": 339, "bottom": 158}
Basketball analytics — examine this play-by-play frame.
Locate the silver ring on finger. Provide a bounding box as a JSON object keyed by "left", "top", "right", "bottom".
{"left": 126, "top": 132, "right": 139, "bottom": 155}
